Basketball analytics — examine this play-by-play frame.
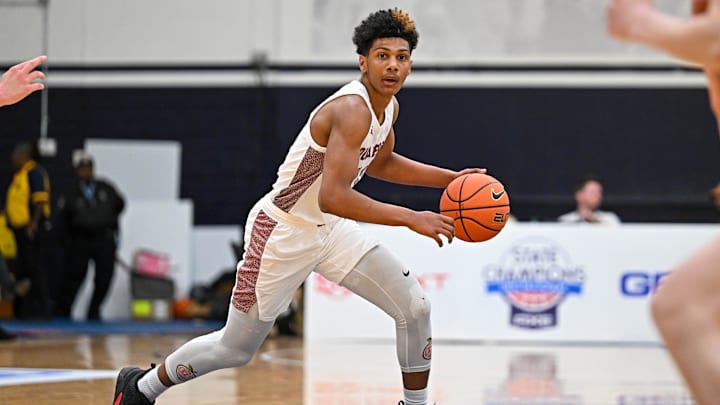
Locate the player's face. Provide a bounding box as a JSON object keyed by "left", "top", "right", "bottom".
{"left": 359, "top": 37, "right": 412, "bottom": 96}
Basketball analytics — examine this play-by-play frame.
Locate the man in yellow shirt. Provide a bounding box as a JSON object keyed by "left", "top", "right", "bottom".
{"left": 6, "top": 142, "right": 51, "bottom": 319}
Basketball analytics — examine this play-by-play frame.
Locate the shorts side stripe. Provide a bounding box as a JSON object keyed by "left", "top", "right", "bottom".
{"left": 232, "top": 210, "right": 277, "bottom": 313}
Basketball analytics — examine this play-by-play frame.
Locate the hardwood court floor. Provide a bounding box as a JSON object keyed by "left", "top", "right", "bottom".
{"left": 0, "top": 332, "right": 693, "bottom": 405}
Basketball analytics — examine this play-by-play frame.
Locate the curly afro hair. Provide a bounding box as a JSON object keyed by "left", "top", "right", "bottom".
{"left": 352, "top": 8, "right": 419, "bottom": 56}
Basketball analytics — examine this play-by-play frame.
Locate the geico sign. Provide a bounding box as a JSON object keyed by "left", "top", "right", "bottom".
{"left": 620, "top": 271, "right": 670, "bottom": 297}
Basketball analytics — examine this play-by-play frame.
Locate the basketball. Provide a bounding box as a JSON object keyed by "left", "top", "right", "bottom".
{"left": 439, "top": 173, "right": 511, "bottom": 242}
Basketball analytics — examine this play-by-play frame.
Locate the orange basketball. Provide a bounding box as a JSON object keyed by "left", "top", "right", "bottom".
{"left": 439, "top": 173, "right": 511, "bottom": 242}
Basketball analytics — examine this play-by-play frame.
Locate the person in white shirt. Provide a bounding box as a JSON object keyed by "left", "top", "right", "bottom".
{"left": 558, "top": 176, "right": 621, "bottom": 225}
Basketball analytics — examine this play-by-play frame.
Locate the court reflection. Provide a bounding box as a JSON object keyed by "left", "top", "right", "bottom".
{"left": 484, "top": 353, "right": 582, "bottom": 405}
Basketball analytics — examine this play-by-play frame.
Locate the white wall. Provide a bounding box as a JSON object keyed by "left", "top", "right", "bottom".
{"left": 86, "top": 139, "right": 181, "bottom": 201}
{"left": 0, "top": 0, "right": 256, "bottom": 64}
{"left": 0, "top": 0, "right": 692, "bottom": 66}
{"left": 191, "top": 225, "right": 242, "bottom": 285}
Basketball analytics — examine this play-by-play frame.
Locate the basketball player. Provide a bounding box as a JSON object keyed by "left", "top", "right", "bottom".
{"left": 113, "top": 9, "right": 484, "bottom": 405}
{"left": 0, "top": 55, "right": 47, "bottom": 108}
{"left": 608, "top": 1, "right": 720, "bottom": 404}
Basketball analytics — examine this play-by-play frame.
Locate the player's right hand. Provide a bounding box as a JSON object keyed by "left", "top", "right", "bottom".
{"left": 0, "top": 55, "right": 47, "bottom": 107}
{"left": 409, "top": 210, "right": 455, "bottom": 247}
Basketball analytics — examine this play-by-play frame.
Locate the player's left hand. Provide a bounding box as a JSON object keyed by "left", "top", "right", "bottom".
{"left": 454, "top": 168, "right": 487, "bottom": 178}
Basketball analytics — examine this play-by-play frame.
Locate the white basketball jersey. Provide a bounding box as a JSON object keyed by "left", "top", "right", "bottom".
{"left": 263, "top": 80, "right": 394, "bottom": 226}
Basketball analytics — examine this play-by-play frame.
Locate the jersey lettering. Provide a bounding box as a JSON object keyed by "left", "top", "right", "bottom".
{"left": 359, "top": 141, "right": 385, "bottom": 161}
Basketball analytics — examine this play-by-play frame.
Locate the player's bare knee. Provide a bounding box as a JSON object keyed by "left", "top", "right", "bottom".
{"left": 650, "top": 264, "right": 715, "bottom": 337}
{"left": 667, "top": 268, "right": 712, "bottom": 304}
{"left": 650, "top": 271, "right": 687, "bottom": 326}
{"left": 649, "top": 289, "right": 675, "bottom": 330}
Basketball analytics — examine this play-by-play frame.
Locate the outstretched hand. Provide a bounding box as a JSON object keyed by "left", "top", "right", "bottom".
{"left": 0, "top": 55, "right": 47, "bottom": 107}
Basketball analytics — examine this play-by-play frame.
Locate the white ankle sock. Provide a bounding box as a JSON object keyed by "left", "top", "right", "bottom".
{"left": 403, "top": 387, "right": 428, "bottom": 405}
{"left": 137, "top": 367, "right": 169, "bottom": 402}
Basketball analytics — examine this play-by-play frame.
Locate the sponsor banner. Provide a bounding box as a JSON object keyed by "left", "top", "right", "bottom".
{"left": 305, "top": 222, "right": 717, "bottom": 342}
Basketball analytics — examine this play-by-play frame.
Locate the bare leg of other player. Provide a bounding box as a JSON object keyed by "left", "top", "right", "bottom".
{"left": 651, "top": 237, "right": 720, "bottom": 405}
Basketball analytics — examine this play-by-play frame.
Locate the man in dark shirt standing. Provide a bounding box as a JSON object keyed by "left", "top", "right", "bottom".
{"left": 55, "top": 152, "right": 125, "bottom": 321}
